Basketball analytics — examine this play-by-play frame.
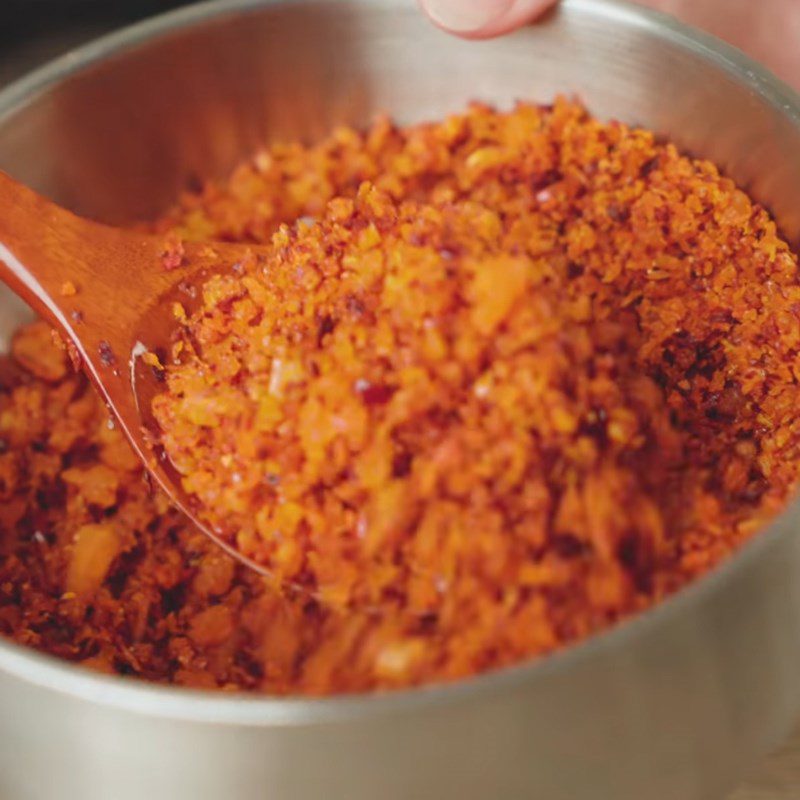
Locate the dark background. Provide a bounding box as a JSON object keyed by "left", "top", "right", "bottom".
{"left": 0, "top": 1, "right": 191, "bottom": 84}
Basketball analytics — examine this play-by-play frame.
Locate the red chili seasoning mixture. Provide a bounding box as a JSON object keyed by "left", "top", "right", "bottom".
{"left": 1, "top": 98, "right": 800, "bottom": 693}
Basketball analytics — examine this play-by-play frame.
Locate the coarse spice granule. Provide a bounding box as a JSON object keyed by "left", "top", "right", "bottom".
{"left": 1, "top": 98, "right": 800, "bottom": 693}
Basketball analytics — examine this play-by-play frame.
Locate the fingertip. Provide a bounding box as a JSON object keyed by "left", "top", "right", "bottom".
{"left": 419, "top": 0, "right": 557, "bottom": 38}
{"left": 418, "top": 0, "right": 515, "bottom": 35}
{"left": 472, "top": 0, "right": 559, "bottom": 38}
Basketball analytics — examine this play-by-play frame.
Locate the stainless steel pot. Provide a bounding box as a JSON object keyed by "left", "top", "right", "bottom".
{"left": 1, "top": 2, "right": 800, "bottom": 798}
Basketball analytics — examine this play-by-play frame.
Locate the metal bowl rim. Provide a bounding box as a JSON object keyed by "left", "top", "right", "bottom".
{"left": 0, "top": 0, "right": 798, "bottom": 726}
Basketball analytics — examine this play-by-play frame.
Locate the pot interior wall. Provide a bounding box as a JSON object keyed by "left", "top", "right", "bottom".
{"left": 0, "top": 0, "right": 798, "bottom": 235}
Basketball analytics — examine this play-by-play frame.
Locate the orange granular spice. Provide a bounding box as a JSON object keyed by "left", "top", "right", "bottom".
{"left": 1, "top": 98, "right": 800, "bottom": 694}
{"left": 153, "top": 99, "right": 800, "bottom": 613}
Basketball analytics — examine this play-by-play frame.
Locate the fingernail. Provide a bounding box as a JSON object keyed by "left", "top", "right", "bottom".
{"left": 420, "top": 0, "right": 515, "bottom": 34}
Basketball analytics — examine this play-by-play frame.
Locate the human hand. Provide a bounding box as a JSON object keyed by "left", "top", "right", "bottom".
{"left": 418, "top": 0, "right": 800, "bottom": 90}
{"left": 418, "top": 0, "right": 554, "bottom": 38}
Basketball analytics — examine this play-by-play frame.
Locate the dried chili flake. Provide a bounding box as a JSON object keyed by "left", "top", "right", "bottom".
{"left": 354, "top": 379, "right": 394, "bottom": 405}
{"left": 98, "top": 340, "right": 116, "bottom": 367}
{"left": 160, "top": 235, "right": 185, "bottom": 271}
{"left": 65, "top": 340, "right": 82, "bottom": 371}
{"left": 0, "top": 99, "right": 798, "bottom": 696}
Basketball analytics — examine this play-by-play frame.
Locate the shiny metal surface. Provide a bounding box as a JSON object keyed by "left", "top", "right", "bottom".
{"left": 1, "top": 2, "right": 800, "bottom": 799}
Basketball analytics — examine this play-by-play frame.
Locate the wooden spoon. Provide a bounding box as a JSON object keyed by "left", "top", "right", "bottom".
{"left": 0, "top": 169, "right": 273, "bottom": 575}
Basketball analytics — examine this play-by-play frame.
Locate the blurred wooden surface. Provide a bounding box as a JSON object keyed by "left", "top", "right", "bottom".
{"left": 730, "top": 727, "right": 800, "bottom": 799}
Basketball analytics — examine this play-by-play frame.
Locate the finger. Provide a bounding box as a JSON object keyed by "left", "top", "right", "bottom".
{"left": 419, "top": 0, "right": 557, "bottom": 38}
